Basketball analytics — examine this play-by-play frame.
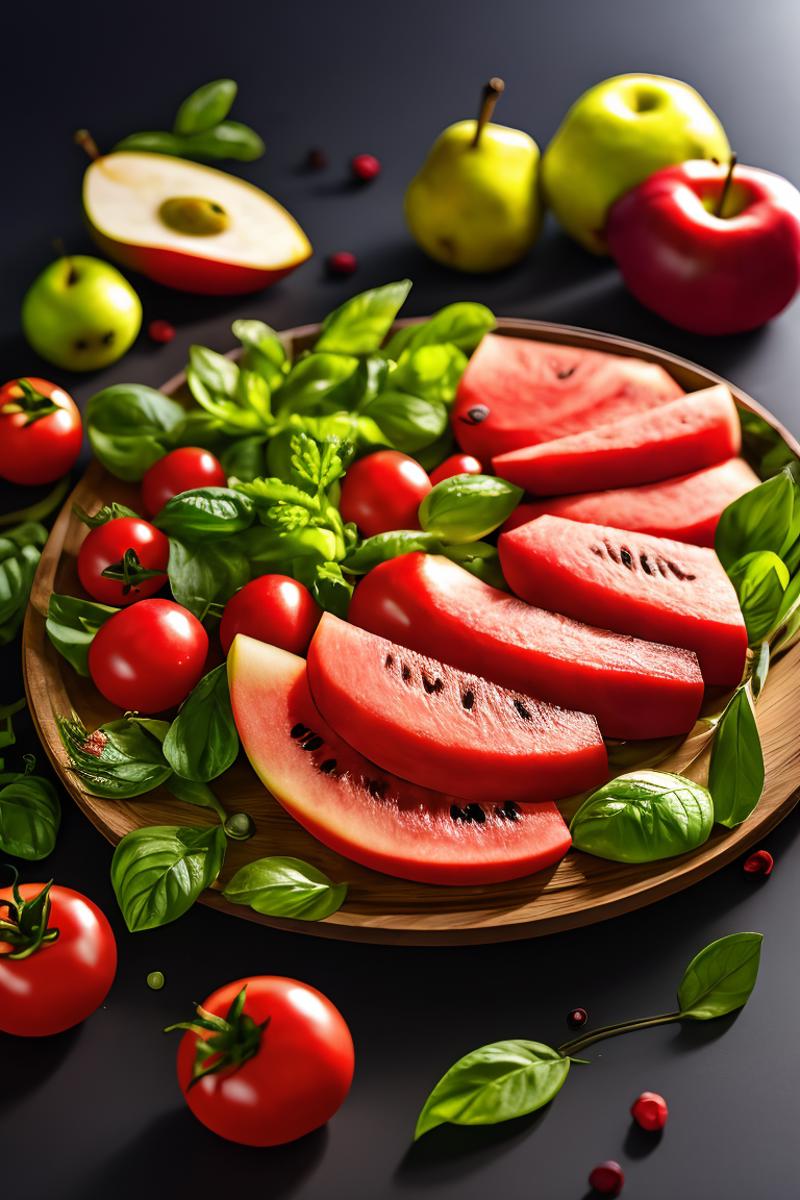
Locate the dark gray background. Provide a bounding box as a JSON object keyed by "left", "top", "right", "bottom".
{"left": 1, "top": 2, "right": 798, "bottom": 1196}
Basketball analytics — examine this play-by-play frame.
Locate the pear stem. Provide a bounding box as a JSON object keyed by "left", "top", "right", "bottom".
{"left": 714, "top": 151, "right": 737, "bottom": 218}
{"left": 74, "top": 129, "right": 100, "bottom": 161}
{"left": 471, "top": 78, "right": 505, "bottom": 149}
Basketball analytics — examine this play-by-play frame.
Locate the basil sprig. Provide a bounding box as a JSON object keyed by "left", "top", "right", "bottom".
{"left": 223, "top": 856, "right": 348, "bottom": 921}
{"left": 570, "top": 771, "right": 714, "bottom": 863}
{"left": 163, "top": 665, "right": 238, "bottom": 783}
{"left": 111, "top": 824, "right": 227, "bottom": 932}
{"left": 113, "top": 78, "right": 265, "bottom": 162}
{"left": 419, "top": 475, "right": 522, "bottom": 544}
{"left": 0, "top": 756, "right": 61, "bottom": 860}
{"left": 707, "top": 682, "right": 764, "bottom": 828}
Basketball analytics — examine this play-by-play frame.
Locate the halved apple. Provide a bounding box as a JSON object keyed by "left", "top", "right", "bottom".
{"left": 83, "top": 152, "right": 312, "bottom": 295}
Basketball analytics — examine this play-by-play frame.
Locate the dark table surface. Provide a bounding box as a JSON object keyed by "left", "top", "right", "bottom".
{"left": 2, "top": 1, "right": 799, "bottom": 1196}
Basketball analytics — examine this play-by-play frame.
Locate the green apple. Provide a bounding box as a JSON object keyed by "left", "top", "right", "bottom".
{"left": 541, "top": 73, "right": 730, "bottom": 254}
{"left": 21, "top": 255, "right": 142, "bottom": 371}
{"left": 405, "top": 79, "right": 541, "bottom": 272}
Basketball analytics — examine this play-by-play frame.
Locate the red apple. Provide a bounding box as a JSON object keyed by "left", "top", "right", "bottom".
{"left": 607, "top": 159, "right": 800, "bottom": 334}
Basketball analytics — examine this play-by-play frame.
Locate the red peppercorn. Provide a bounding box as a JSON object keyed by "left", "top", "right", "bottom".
{"left": 148, "top": 319, "right": 176, "bottom": 345}
{"left": 588, "top": 1161, "right": 624, "bottom": 1196}
{"left": 743, "top": 849, "right": 774, "bottom": 877}
{"left": 630, "top": 1090, "right": 668, "bottom": 1131}
{"left": 307, "top": 147, "right": 328, "bottom": 170}
{"left": 351, "top": 153, "right": 381, "bottom": 182}
{"left": 327, "top": 251, "right": 358, "bottom": 277}
{"left": 567, "top": 1007, "right": 588, "bottom": 1029}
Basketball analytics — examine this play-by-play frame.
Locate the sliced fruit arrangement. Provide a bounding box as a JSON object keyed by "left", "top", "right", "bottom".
{"left": 228, "top": 637, "right": 573, "bottom": 885}
{"left": 499, "top": 516, "right": 747, "bottom": 687}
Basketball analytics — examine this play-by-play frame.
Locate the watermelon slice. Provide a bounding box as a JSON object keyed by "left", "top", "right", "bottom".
{"left": 348, "top": 554, "right": 703, "bottom": 739}
{"left": 504, "top": 458, "right": 760, "bottom": 546}
{"left": 492, "top": 384, "right": 741, "bottom": 495}
{"left": 306, "top": 613, "right": 607, "bottom": 804}
{"left": 499, "top": 516, "right": 747, "bottom": 687}
{"left": 453, "top": 334, "right": 684, "bottom": 460}
{"left": 228, "top": 636, "right": 572, "bottom": 885}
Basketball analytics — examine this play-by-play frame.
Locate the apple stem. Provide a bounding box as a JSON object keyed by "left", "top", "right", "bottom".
{"left": 471, "top": 78, "right": 505, "bottom": 149}
{"left": 74, "top": 129, "right": 101, "bottom": 161}
{"left": 715, "top": 151, "right": 738, "bottom": 218}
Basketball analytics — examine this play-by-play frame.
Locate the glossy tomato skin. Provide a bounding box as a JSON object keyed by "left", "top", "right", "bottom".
{"left": 77, "top": 516, "right": 169, "bottom": 606}
{"left": 89, "top": 598, "right": 208, "bottom": 712}
{"left": 220, "top": 575, "right": 321, "bottom": 656}
{"left": 141, "top": 446, "right": 227, "bottom": 516}
{"left": 0, "top": 884, "right": 117, "bottom": 1037}
{"left": 178, "top": 976, "right": 355, "bottom": 1146}
{"left": 429, "top": 453, "right": 483, "bottom": 486}
{"left": 340, "top": 450, "right": 431, "bottom": 537}
{"left": 0, "top": 377, "right": 82, "bottom": 485}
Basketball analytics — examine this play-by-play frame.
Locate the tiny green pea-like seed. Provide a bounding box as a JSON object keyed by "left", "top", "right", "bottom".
{"left": 147, "top": 971, "right": 165, "bottom": 990}
{"left": 224, "top": 811, "right": 256, "bottom": 841}
{"left": 158, "top": 196, "right": 229, "bottom": 236}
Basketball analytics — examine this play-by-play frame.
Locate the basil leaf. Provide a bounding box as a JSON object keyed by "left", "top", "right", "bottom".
{"left": 771, "top": 569, "right": 800, "bottom": 654}
{"left": 223, "top": 856, "right": 347, "bottom": 921}
{"left": 174, "top": 78, "right": 237, "bottom": 135}
{"left": 167, "top": 537, "right": 249, "bottom": 620}
{"left": 715, "top": 467, "right": 800, "bottom": 570}
{"left": 728, "top": 551, "right": 788, "bottom": 643}
{"left": 343, "top": 530, "right": 442, "bottom": 574}
{"left": 273, "top": 353, "right": 360, "bottom": 417}
{"left": 420, "top": 475, "right": 522, "bottom": 544}
{"left": 362, "top": 391, "right": 447, "bottom": 453}
{"left": 392, "top": 344, "right": 469, "bottom": 406}
{"left": 111, "top": 823, "right": 226, "bottom": 932}
{"left": 738, "top": 407, "right": 799, "bottom": 478}
{"left": 113, "top": 131, "right": 187, "bottom": 156}
{"left": 220, "top": 435, "right": 268, "bottom": 482}
{"left": 677, "top": 932, "right": 763, "bottom": 1019}
{"left": 242, "top": 524, "right": 342, "bottom": 570}
{"left": 86, "top": 385, "right": 185, "bottom": 481}
{"left": 386, "top": 302, "right": 495, "bottom": 357}
{"left": 708, "top": 684, "right": 764, "bottom": 828}
{"left": 415, "top": 1040, "right": 569, "bottom": 1139}
{"left": 441, "top": 542, "right": 507, "bottom": 590}
{"left": 57, "top": 713, "right": 172, "bottom": 798}
{"left": 189, "top": 344, "right": 239, "bottom": 399}
{"left": 165, "top": 775, "right": 226, "bottom": 819}
{"left": 155, "top": 488, "right": 254, "bottom": 538}
{"left": 180, "top": 121, "right": 265, "bottom": 162}
{"left": 232, "top": 319, "right": 287, "bottom": 390}
{"left": 315, "top": 280, "right": 412, "bottom": 354}
{"left": 0, "top": 771, "right": 61, "bottom": 860}
{"left": 751, "top": 641, "right": 770, "bottom": 699}
{"left": 291, "top": 559, "right": 352, "bottom": 617}
{"left": 166, "top": 409, "right": 228, "bottom": 450}
{"left": 163, "top": 666, "right": 238, "bottom": 783}
{"left": 45, "top": 594, "right": 119, "bottom": 676}
{"left": 0, "top": 524, "right": 46, "bottom": 644}
{"left": 570, "top": 771, "right": 714, "bottom": 863}
{"left": 74, "top": 501, "right": 140, "bottom": 529}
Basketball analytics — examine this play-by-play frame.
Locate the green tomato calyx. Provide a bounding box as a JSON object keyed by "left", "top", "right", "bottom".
{"left": 0, "top": 869, "right": 60, "bottom": 960}
{"left": 165, "top": 984, "right": 268, "bottom": 1086}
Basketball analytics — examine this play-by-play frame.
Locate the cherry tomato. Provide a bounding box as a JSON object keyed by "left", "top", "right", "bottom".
{"left": 141, "top": 446, "right": 227, "bottom": 517}
{"left": 430, "top": 453, "right": 483, "bottom": 486}
{"left": 220, "top": 575, "right": 321, "bottom": 656}
{"left": 0, "top": 878, "right": 117, "bottom": 1037}
{"left": 340, "top": 450, "right": 431, "bottom": 536}
{"left": 0, "top": 377, "right": 82, "bottom": 485}
{"left": 175, "top": 976, "right": 354, "bottom": 1146}
{"left": 88, "top": 598, "right": 208, "bottom": 712}
{"left": 77, "top": 516, "right": 169, "bottom": 607}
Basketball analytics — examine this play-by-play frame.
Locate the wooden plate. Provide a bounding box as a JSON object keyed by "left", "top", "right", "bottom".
{"left": 22, "top": 318, "right": 800, "bottom": 945}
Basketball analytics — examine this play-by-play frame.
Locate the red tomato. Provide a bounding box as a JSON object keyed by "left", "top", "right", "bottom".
{"left": 340, "top": 450, "right": 431, "bottom": 536}
{"left": 175, "top": 976, "right": 354, "bottom": 1146}
{"left": 77, "top": 516, "right": 169, "bottom": 606}
{"left": 89, "top": 598, "right": 208, "bottom": 712}
{"left": 430, "top": 453, "right": 483, "bottom": 486}
{"left": 0, "top": 879, "right": 117, "bottom": 1037}
{"left": 220, "top": 575, "right": 321, "bottom": 656}
{"left": 141, "top": 447, "right": 227, "bottom": 516}
{"left": 0, "top": 377, "right": 82, "bottom": 485}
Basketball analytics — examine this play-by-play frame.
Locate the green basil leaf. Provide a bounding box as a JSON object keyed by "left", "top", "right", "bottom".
{"left": 771, "top": 569, "right": 800, "bottom": 654}
{"left": 74, "top": 501, "right": 140, "bottom": 529}
{"left": 727, "top": 551, "right": 788, "bottom": 644}
{"left": 315, "top": 280, "right": 412, "bottom": 355}
{"left": 0, "top": 772, "right": 61, "bottom": 860}
{"left": 707, "top": 684, "right": 764, "bottom": 828}
{"left": 167, "top": 537, "right": 250, "bottom": 620}
{"left": 174, "top": 78, "right": 237, "bottom": 135}
{"left": 113, "top": 130, "right": 187, "bottom": 156}
{"left": 292, "top": 559, "right": 353, "bottom": 617}
{"left": 751, "top": 641, "right": 770, "bottom": 699}
{"left": 715, "top": 467, "right": 800, "bottom": 570}
{"left": 677, "top": 932, "right": 763, "bottom": 1019}
{"left": 57, "top": 713, "right": 172, "bottom": 798}
{"left": 242, "top": 524, "right": 342, "bottom": 569}
{"left": 0, "top": 527, "right": 45, "bottom": 644}
{"left": 386, "top": 302, "right": 495, "bottom": 357}
{"left": 165, "top": 775, "right": 226, "bottom": 819}
{"left": 419, "top": 475, "right": 522, "bottom": 544}
{"left": 237, "top": 369, "right": 272, "bottom": 424}
{"left": 188, "top": 344, "right": 239, "bottom": 400}
{"left": 343, "top": 530, "right": 442, "bottom": 574}
{"left": 232, "top": 318, "right": 287, "bottom": 389}
{"left": 46, "top": 594, "right": 119, "bottom": 676}
{"left": 415, "top": 1040, "right": 569, "bottom": 1139}
{"left": 220, "top": 435, "right": 268, "bottom": 482}
{"left": 441, "top": 542, "right": 507, "bottom": 590}
{"left": 163, "top": 666, "right": 238, "bottom": 783}
{"left": 86, "top": 385, "right": 186, "bottom": 481}
{"left": 273, "top": 353, "right": 360, "bottom": 417}
{"left": 166, "top": 409, "right": 228, "bottom": 450}
{"left": 570, "top": 771, "right": 714, "bottom": 863}
{"left": 738, "top": 407, "right": 799, "bottom": 478}
{"left": 392, "top": 344, "right": 469, "bottom": 406}
{"left": 180, "top": 121, "right": 265, "bottom": 162}
{"left": 111, "top": 823, "right": 226, "bottom": 932}
{"left": 223, "top": 855, "right": 347, "bottom": 920}
{"left": 415, "top": 428, "right": 456, "bottom": 473}
{"left": 362, "top": 391, "right": 448, "bottom": 453}
{"left": 155, "top": 487, "right": 254, "bottom": 538}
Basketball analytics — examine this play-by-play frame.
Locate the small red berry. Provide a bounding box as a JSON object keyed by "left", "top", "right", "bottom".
{"left": 630, "top": 1090, "right": 668, "bottom": 1131}
{"left": 351, "top": 153, "right": 381, "bottom": 182}
{"left": 567, "top": 1007, "right": 588, "bottom": 1030}
{"left": 327, "top": 251, "right": 358, "bottom": 276}
{"left": 307, "top": 147, "right": 328, "bottom": 170}
{"left": 743, "top": 849, "right": 773, "bottom": 877}
{"left": 588, "top": 1160, "right": 624, "bottom": 1196}
{"left": 148, "top": 319, "right": 176, "bottom": 345}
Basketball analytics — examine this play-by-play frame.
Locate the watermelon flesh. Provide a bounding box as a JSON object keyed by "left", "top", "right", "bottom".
{"left": 499, "top": 516, "right": 747, "bottom": 687}
{"left": 492, "top": 384, "right": 741, "bottom": 495}
{"left": 306, "top": 613, "right": 607, "bottom": 804}
{"left": 228, "top": 636, "right": 573, "bottom": 885}
{"left": 453, "top": 334, "right": 684, "bottom": 460}
{"left": 504, "top": 458, "right": 760, "bottom": 547}
{"left": 348, "top": 554, "right": 703, "bottom": 740}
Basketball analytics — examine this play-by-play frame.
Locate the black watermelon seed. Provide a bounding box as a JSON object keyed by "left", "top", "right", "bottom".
{"left": 301, "top": 736, "right": 323, "bottom": 752}
{"left": 450, "top": 804, "right": 464, "bottom": 822}
{"left": 513, "top": 699, "right": 532, "bottom": 721}
{"left": 504, "top": 801, "right": 521, "bottom": 821}
{"left": 461, "top": 689, "right": 475, "bottom": 710}
{"left": 466, "top": 803, "right": 486, "bottom": 824}
{"left": 640, "top": 553, "right": 653, "bottom": 575}
{"left": 620, "top": 547, "right": 633, "bottom": 569}
{"left": 319, "top": 759, "right": 337, "bottom": 773}
{"left": 401, "top": 663, "right": 412, "bottom": 683}
{"left": 368, "top": 779, "right": 388, "bottom": 799}
{"left": 384, "top": 653, "right": 394, "bottom": 668}
{"left": 422, "top": 673, "right": 443, "bottom": 695}
{"left": 291, "top": 723, "right": 309, "bottom": 739}
{"left": 556, "top": 365, "right": 576, "bottom": 380}
{"left": 494, "top": 806, "right": 507, "bottom": 819}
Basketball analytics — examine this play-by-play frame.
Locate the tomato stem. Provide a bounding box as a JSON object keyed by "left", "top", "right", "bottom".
{"left": 0, "top": 869, "right": 60, "bottom": 960}
{"left": 165, "top": 985, "right": 269, "bottom": 1087}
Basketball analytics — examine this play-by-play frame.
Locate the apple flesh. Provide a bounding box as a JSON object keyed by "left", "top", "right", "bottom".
{"left": 607, "top": 160, "right": 800, "bottom": 335}
{"left": 83, "top": 152, "right": 312, "bottom": 294}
